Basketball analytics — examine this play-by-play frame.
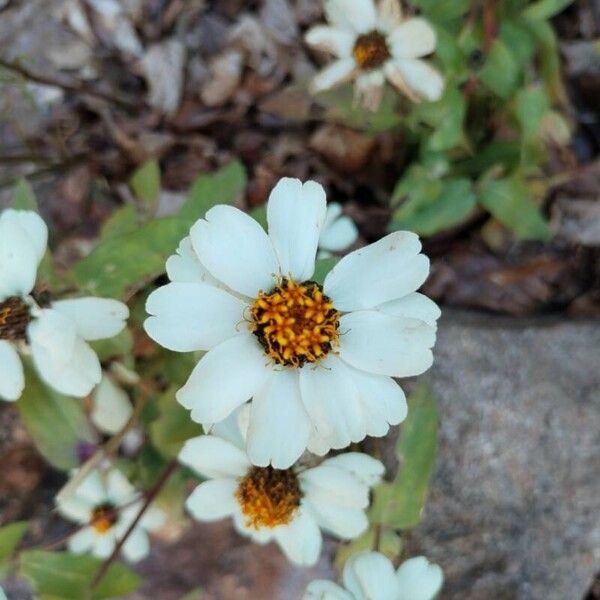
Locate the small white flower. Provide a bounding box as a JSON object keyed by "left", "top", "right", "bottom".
{"left": 145, "top": 178, "right": 440, "bottom": 469}
{"left": 318, "top": 203, "right": 359, "bottom": 258}
{"left": 56, "top": 467, "right": 165, "bottom": 562}
{"left": 0, "top": 209, "right": 129, "bottom": 401}
{"left": 304, "top": 551, "right": 443, "bottom": 600}
{"left": 179, "top": 407, "right": 384, "bottom": 566}
{"left": 91, "top": 374, "right": 133, "bottom": 435}
{"left": 305, "top": 0, "right": 444, "bottom": 109}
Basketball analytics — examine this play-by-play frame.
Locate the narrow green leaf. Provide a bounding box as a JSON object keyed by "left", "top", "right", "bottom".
{"left": 0, "top": 521, "right": 28, "bottom": 563}
{"left": 480, "top": 39, "right": 520, "bottom": 99}
{"left": 479, "top": 177, "right": 552, "bottom": 240}
{"left": 523, "top": 0, "right": 573, "bottom": 20}
{"left": 12, "top": 179, "right": 38, "bottom": 211}
{"left": 130, "top": 160, "right": 161, "bottom": 210}
{"left": 150, "top": 387, "right": 203, "bottom": 459}
{"left": 16, "top": 361, "right": 95, "bottom": 470}
{"left": 179, "top": 161, "right": 247, "bottom": 222}
{"left": 513, "top": 86, "right": 550, "bottom": 140}
{"left": 20, "top": 551, "right": 141, "bottom": 600}
{"left": 371, "top": 385, "right": 438, "bottom": 530}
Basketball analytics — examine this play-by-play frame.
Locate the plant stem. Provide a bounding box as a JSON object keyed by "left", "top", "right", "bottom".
{"left": 91, "top": 459, "right": 179, "bottom": 589}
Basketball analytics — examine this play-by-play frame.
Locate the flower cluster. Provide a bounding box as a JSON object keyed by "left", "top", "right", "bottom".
{"left": 305, "top": 0, "right": 444, "bottom": 109}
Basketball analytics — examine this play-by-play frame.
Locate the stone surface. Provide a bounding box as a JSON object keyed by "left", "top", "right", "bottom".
{"left": 408, "top": 311, "right": 600, "bottom": 600}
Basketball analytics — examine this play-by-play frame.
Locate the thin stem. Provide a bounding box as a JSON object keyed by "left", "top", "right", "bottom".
{"left": 0, "top": 56, "right": 140, "bottom": 111}
{"left": 91, "top": 459, "right": 179, "bottom": 589}
{"left": 483, "top": 0, "right": 496, "bottom": 53}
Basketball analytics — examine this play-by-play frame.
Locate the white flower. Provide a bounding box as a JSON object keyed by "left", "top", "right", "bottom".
{"left": 179, "top": 407, "right": 384, "bottom": 566}
{"left": 318, "top": 203, "right": 359, "bottom": 258}
{"left": 305, "top": 0, "right": 444, "bottom": 109}
{"left": 304, "top": 551, "right": 443, "bottom": 600}
{"left": 145, "top": 178, "right": 440, "bottom": 469}
{"left": 0, "top": 209, "right": 129, "bottom": 401}
{"left": 91, "top": 374, "right": 133, "bottom": 435}
{"left": 56, "top": 467, "right": 165, "bottom": 562}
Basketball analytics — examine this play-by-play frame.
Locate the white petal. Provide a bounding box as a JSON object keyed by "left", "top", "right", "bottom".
{"left": 185, "top": 479, "right": 238, "bottom": 521}
{"left": 311, "top": 58, "right": 357, "bottom": 94}
{"left": 304, "top": 580, "right": 353, "bottom": 600}
{"left": 177, "top": 334, "right": 270, "bottom": 423}
{"left": 354, "top": 70, "right": 386, "bottom": 111}
{"left": 139, "top": 506, "right": 166, "bottom": 531}
{"left": 232, "top": 509, "right": 274, "bottom": 544}
{"left": 301, "top": 465, "right": 370, "bottom": 509}
{"left": 343, "top": 552, "right": 399, "bottom": 600}
{"left": 0, "top": 341, "right": 24, "bottom": 401}
{"left": 91, "top": 375, "right": 132, "bottom": 434}
{"left": 325, "top": 0, "right": 377, "bottom": 34}
{"left": 144, "top": 282, "right": 246, "bottom": 352}
{"left": 210, "top": 405, "right": 248, "bottom": 449}
{"left": 299, "top": 356, "right": 365, "bottom": 450}
{"left": 376, "top": 292, "right": 441, "bottom": 327}
{"left": 91, "top": 533, "right": 116, "bottom": 559}
{"left": 27, "top": 308, "right": 77, "bottom": 367}
{"left": 122, "top": 529, "right": 150, "bottom": 562}
{"left": 349, "top": 367, "right": 407, "bottom": 436}
{"left": 67, "top": 469, "right": 107, "bottom": 505}
{"left": 339, "top": 311, "right": 435, "bottom": 377}
{"left": 67, "top": 527, "right": 95, "bottom": 554}
{"left": 385, "top": 58, "right": 444, "bottom": 102}
{"left": 179, "top": 435, "right": 250, "bottom": 479}
{"left": 0, "top": 210, "right": 46, "bottom": 298}
{"left": 267, "top": 178, "right": 327, "bottom": 282}
{"left": 396, "top": 556, "right": 444, "bottom": 600}
{"left": 246, "top": 370, "right": 311, "bottom": 469}
{"left": 56, "top": 495, "right": 92, "bottom": 524}
{"left": 166, "top": 236, "right": 222, "bottom": 287}
{"left": 190, "top": 205, "right": 278, "bottom": 298}
{"left": 303, "top": 498, "right": 368, "bottom": 540}
{"left": 51, "top": 297, "right": 128, "bottom": 341}
{"left": 106, "top": 469, "right": 137, "bottom": 504}
{"left": 319, "top": 211, "right": 359, "bottom": 253}
{"left": 31, "top": 334, "right": 101, "bottom": 397}
{"left": 377, "top": 0, "right": 404, "bottom": 32}
{"left": 324, "top": 231, "right": 429, "bottom": 311}
{"left": 273, "top": 509, "right": 322, "bottom": 566}
{"left": 388, "top": 18, "right": 436, "bottom": 58}
{"left": 321, "top": 452, "right": 385, "bottom": 487}
{"left": 305, "top": 26, "right": 356, "bottom": 57}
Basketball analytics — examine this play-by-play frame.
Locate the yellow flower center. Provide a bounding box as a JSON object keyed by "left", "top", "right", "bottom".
{"left": 353, "top": 30, "right": 390, "bottom": 70}
{"left": 235, "top": 466, "right": 302, "bottom": 530}
{"left": 250, "top": 279, "right": 340, "bottom": 367}
{"left": 90, "top": 504, "right": 117, "bottom": 535}
{"left": 0, "top": 297, "right": 30, "bottom": 341}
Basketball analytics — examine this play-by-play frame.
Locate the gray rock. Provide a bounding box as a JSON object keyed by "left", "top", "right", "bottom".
{"left": 409, "top": 311, "right": 600, "bottom": 600}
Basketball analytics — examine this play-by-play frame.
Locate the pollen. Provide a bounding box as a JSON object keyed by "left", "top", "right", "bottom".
{"left": 90, "top": 503, "right": 117, "bottom": 535}
{"left": 0, "top": 297, "right": 30, "bottom": 342}
{"left": 250, "top": 279, "right": 340, "bottom": 367}
{"left": 353, "top": 30, "right": 390, "bottom": 70}
{"left": 235, "top": 466, "right": 302, "bottom": 530}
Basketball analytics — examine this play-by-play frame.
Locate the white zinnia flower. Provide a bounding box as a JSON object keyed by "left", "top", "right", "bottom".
{"left": 305, "top": 0, "right": 444, "bottom": 109}
{"left": 304, "top": 551, "right": 443, "bottom": 600}
{"left": 179, "top": 407, "right": 384, "bottom": 566}
{"left": 0, "top": 209, "right": 129, "bottom": 401}
{"left": 318, "top": 203, "right": 359, "bottom": 258}
{"left": 56, "top": 467, "right": 165, "bottom": 562}
{"left": 145, "top": 177, "right": 440, "bottom": 469}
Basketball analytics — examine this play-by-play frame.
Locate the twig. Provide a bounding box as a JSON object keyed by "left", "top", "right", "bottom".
{"left": 0, "top": 56, "right": 140, "bottom": 111}
{"left": 91, "top": 459, "right": 179, "bottom": 589}
{"left": 483, "top": 0, "right": 496, "bottom": 53}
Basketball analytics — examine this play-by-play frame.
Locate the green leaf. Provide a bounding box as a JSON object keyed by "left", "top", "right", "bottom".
{"left": 12, "top": 179, "right": 38, "bottom": 211}
{"left": 130, "top": 160, "right": 161, "bottom": 210}
{"left": 392, "top": 177, "right": 476, "bottom": 236}
{"left": 513, "top": 86, "right": 550, "bottom": 140}
{"left": 499, "top": 20, "right": 537, "bottom": 66}
{"left": 453, "top": 141, "right": 521, "bottom": 178}
{"left": 478, "top": 177, "right": 552, "bottom": 240}
{"left": 179, "top": 161, "right": 247, "bottom": 222}
{"left": 523, "top": 0, "right": 573, "bottom": 20}
{"left": 72, "top": 217, "right": 190, "bottom": 298}
{"left": 20, "top": 551, "right": 141, "bottom": 599}
{"left": 0, "top": 521, "right": 28, "bottom": 564}
{"left": 249, "top": 205, "right": 267, "bottom": 230}
{"left": 371, "top": 385, "right": 438, "bottom": 530}
{"left": 16, "top": 361, "right": 95, "bottom": 470}
{"left": 150, "top": 387, "right": 203, "bottom": 459}
{"left": 89, "top": 328, "right": 134, "bottom": 362}
{"left": 480, "top": 39, "right": 520, "bottom": 99}
{"left": 100, "top": 205, "right": 138, "bottom": 240}
{"left": 334, "top": 527, "right": 401, "bottom": 570}
{"left": 312, "top": 257, "right": 339, "bottom": 286}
